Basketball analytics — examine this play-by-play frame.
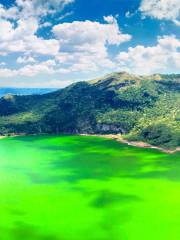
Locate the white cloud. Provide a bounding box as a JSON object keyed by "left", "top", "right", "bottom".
{"left": 0, "top": 0, "right": 74, "bottom": 57}
{"left": 0, "top": 18, "right": 60, "bottom": 56}
{"left": 53, "top": 16, "right": 130, "bottom": 46}
{"left": 0, "top": 60, "right": 57, "bottom": 78}
{"left": 19, "top": 60, "right": 57, "bottom": 76}
{"left": 0, "top": 4, "right": 18, "bottom": 20}
{"left": 17, "top": 56, "right": 36, "bottom": 64}
{"left": 0, "top": 62, "right": 6, "bottom": 66}
{"left": 58, "top": 11, "right": 74, "bottom": 21}
{"left": 9, "top": 78, "right": 76, "bottom": 88}
{"left": 0, "top": 14, "right": 132, "bottom": 78}
{"left": 31, "top": 79, "right": 75, "bottom": 88}
{"left": 125, "top": 11, "right": 137, "bottom": 18}
{"left": 39, "top": 21, "right": 52, "bottom": 28}
{"left": 0, "top": 9, "right": 132, "bottom": 78}
{"left": 0, "top": 68, "right": 18, "bottom": 78}
{"left": 0, "top": 20, "right": 15, "bottom": 41}
{"left": 125, "top": 11, "right": 132, "bottom": 18}
{"left": 0, "top": 0, "right": 74, "bottom": 20}
{"left": 53, "top": 16, "right": 131, "bottom": 72}
{"left": 140, "top": 0, "right": 180, "bottom": 25}
{"left": 0, "top": 17, "right": 38, "bottom": 42}
{"left": 0, "top": 0, "right": 132, "bottom": 80}
{"left": 173, "top": 20, "right": 180, "bottom": 26}
{"left": 116, "top": 35, "right": 180, "bottom": 74}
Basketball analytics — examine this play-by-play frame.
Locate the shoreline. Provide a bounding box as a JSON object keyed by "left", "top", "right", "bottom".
{"left": 0, "top": 133, "right": 179, "bottom": 154}
{"left": 80, "top": 134, "right": 180, "bottom": 154}
{"left": 0, "top": 136, "right": 7, "bottom": 139}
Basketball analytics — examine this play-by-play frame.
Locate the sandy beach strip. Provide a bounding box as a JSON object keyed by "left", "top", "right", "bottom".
{"left": 80, "top": 134, "right": 180, "bottom": 154}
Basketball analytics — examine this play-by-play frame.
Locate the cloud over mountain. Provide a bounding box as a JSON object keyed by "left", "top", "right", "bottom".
{"left": 116, "top": 35, "right": 180, "bottom": 74}
{"left": 0, "top": 0, "right": 179, "bottom": 87}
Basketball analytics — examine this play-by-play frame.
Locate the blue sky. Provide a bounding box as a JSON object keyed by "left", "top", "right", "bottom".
{"left": 0, "top": 0, "right": 179, "bottom": 87}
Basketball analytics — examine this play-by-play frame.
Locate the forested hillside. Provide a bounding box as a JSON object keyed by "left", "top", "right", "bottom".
{"left": 0, "top": 72, "right": 179, "bottom": 149}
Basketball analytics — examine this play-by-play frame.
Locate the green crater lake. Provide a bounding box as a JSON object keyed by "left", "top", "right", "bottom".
{"left": 0, "top": 135, "right": 180, "bottom": 240}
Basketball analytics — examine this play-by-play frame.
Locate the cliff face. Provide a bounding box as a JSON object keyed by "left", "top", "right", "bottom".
{"left": 0, "top": 72, "right": 179, "bottom": 149}
{"left": 95, "top": 123, "right": 126, "bottom": 134}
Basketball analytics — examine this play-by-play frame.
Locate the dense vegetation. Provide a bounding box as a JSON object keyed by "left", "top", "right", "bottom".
{"left": 0, "top": 72, "right": 179, "bottom": 149}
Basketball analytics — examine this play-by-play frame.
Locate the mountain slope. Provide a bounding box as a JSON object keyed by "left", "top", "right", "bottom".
{"left": 0, "top": 72, "right": 179, "bottom": 149}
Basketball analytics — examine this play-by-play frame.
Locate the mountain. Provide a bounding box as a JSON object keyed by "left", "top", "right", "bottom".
{"left": 0, "top": 88, "right": 58, "bottom": 98}
{"left": 0, "top": 72, "right": 179, "bottom": 149}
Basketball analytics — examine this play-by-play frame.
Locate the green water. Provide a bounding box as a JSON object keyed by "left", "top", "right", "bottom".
{"left": 0, "top": 135, "right": 180, "bottom": 240}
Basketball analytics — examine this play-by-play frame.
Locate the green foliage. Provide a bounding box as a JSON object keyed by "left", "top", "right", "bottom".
{"left": 140, "top": 124, "right": 180, "bottom": 149}
{"left": 0, "top": 72, "right": 179, "bottom": 149}
{"left": 97, "top": 110, "right": 141, "bottom": 132}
